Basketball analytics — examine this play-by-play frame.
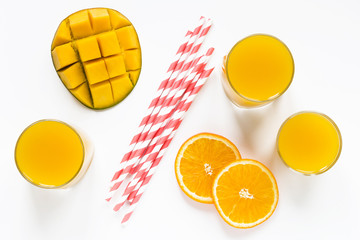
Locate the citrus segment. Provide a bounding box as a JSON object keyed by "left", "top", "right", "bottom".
{"left": 175, "top": 133, "right": 241, "bottom": 203}
{"left": 213, "top": 159, "right": 278, "bottom": 228}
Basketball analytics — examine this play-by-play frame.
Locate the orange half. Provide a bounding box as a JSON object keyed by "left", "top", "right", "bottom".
{"left": 175, "top": 133, "right": 241, "bottom": 203}
{"left": 213, "top": 159, "right": 279, "bottom": 228}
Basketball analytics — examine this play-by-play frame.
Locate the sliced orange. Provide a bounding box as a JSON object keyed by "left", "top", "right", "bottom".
{"left": 175, "top": 133, "right": 241, "bottom": 203}
{"left": 213, "top": 159, "right": 278, "bottom": 228}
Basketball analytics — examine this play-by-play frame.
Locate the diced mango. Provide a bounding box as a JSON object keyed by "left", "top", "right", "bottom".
{"left": 124, "top": 49, "right": 141, "bottom": 70}
{"left": 115, "top": 26, "right": 139, "bottom": 50}
{"left": 51, "top": 42, "right": 78, "bottom": 70}
{"left": 58, "top": 63, "right": 86, "bottom": 89}
{"left": 108, "top": 9, "right": 131, "bottom": 28}
{"left": 51, "top": 21, "right": 71, "bottom": 50}
{"left": 129, "top": 70, "right": 141, "bottom": 85}
{"left": 69, "top": 10, "right": 93, "bottom": 39}
{"left": 52, "top": 8, "right": 141, "bottom": 109}
{"left": 83, "top": 59, "right": 109, "bottom": 85}
{"left": 89, "top": 81, "right": 114, "bottom": 109}
{"left": 110, "top": 74, "right": 134, "bottom": 103}
{"left": 75, "top": 36, "right": 101, "bottom": 62}
{"left": 88, "top": 9, "right": 111, "bottom": 34}
{"left": 70, "top": 82, "right": 93, "bottom": 108}
{"left": 97, "top": 31, "right": 122, "bottom": 57}
{"left": 104, "top": 55, "right": 126, "bottom": 78}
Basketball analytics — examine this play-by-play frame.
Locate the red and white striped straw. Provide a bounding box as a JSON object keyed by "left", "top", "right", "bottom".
{"left": 106, "top": 30, "right": 192, "bottom": 201}
{"left": 125, "top": 18, "right": 212, "bottom": 176}
{"left": 106, "top": 17, "right": 205, "bottom": 202}
{"left": 128, "top": 48, "right": 214, "bottom": 189}
{"left": 112, "top": 48, "right": 213, "bottom": 212}
{"left": 128, "top": 66, "right": 214, "bottom": 205}
{"left": 107, "top": 17, "right": 211, "bottom": 204}
{"left": 121, "top": 67, "right": 215, "bottom": 223}
{"left": 124, "top": 18, "right": 212, "bottom": 175}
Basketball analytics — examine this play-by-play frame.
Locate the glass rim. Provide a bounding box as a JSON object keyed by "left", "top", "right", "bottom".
{"left": 225, "top": 33, "right": 295, "bottom": 104}
{"left": 14, "top": 119, "right": 85, "bottom": 189}
{"left": 276, "top": 111, "right": 342, "bottom": 176}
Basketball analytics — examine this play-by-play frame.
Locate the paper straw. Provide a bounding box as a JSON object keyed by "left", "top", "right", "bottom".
{"left": 106, "top": 18, "right": 205, "bottom": 202}
{"left": 112, "top": 50, "right": 213, "bottom": 212}
{"left": 130, "top": 48, "right": 214, "bottom": 180}
{"left": 128, "top": 66, "right": 214, "bottom": 203}
{"left": 121, "top": 67, "right": 215, "bottom": 223}
{"left": 115, "top": 50, "right": 214, "bottom": 213}
{"left": 124, "top": 18, "right": 211, "bottom": 175}
{"left": 127, "top": 18, "right": 212, "bottom": 175}
{"left": 108, "top": 17, "right": 210, "bottom": 203}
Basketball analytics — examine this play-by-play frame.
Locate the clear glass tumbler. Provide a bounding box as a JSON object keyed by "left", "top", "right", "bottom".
{"left": 277, "top": 111, "right": 342, "bottom": 175}
{"left": 222, "top": 34, "right": 294, "bottom": 108}
{"left": 15, "top": 119, "right": 94, "bottom": 189}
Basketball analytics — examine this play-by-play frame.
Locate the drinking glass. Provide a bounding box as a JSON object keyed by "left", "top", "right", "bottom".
{"left": 276, "top": 111, "right": 342, "bottom": 175}
{"left": 221, "top": 34, "right": 294, "bottom": 108}
{"left": 15, "top": 119, "right": 94, "bottom": 189}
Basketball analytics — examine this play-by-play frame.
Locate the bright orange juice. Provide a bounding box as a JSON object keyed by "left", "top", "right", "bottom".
{"left": 277, "top": 112, "right": 342, "bottom": 175}
{"left": 223, "top": 34, "right": 294, "bottom": 107}
{"left": 15, "top": 120, "right": 88, "bottom": 188}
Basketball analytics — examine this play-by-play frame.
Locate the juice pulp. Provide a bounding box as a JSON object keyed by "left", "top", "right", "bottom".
{"left": 15, "top": 120, "right": 84, "bottom": 187}
{"left": 225, "top": 34, "right": 294, "bottom": 105}
{"left": 277, "top": 112, "right": 342, "bottom": 175}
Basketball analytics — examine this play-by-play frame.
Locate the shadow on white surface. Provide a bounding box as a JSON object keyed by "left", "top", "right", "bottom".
{"left": 28, "top": 186, "right": 71, "bottom": 225}
{"left": 230, "top": 101, "right": 281, "bottom": 152}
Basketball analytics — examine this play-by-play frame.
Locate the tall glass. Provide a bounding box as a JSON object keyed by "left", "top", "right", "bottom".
{"left": 15, "top": 119, "right": 94, "bottom": 189}
{"left": 222, "top": 34, "right": 294, "bottom": 108}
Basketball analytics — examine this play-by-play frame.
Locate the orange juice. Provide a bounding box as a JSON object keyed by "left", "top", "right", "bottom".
{"left": 222, "top": 34, "right": 294, "bottom": 107}
{"left": 15, "top": 120, "right": 91, "bottom": 188}
{"left": 277, "top": 112, "right": 342, "bottom": 175}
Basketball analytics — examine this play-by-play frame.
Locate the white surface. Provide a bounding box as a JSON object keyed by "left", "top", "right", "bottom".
{"left": 1, "top": 0, "right": 359, "bottom": 239}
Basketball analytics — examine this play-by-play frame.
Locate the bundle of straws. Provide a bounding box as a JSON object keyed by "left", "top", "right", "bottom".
{"left": 106, "top": 16, "right": 215, "bottom": 224}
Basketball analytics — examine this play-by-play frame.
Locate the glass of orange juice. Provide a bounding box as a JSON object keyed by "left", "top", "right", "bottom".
{"left": 15, "top": 119, "right": 94, "bottom": 189}
{"left": 277, "top": 112, "right": 342, "bottom": 175}
{"left": 222, "top": 34, "right": 294, "bottom": 108}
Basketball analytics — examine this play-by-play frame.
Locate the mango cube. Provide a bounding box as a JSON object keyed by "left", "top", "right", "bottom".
{"left": 97, "top": 31, "right": 122, "bottom": 57}
{"left": 76, "top": 36, "right": 101, "bottom": 62}
{"left": 124, "top": 49, "right": 141, "bottom": 70}
{"left": 70, "top": 82, "right": 93, "bottom": 108}
{"left": 104, "top": 55, "right": 126, "bottom": 78}
{"left": 129, "top": 70, "right": 141, "bottom": 85}
{"left": 90, "top": 81, "right": 114, "bottom": 109}
{"left": 51, "top": 21, "right": 72, "bottom": 50}
{"left": 51, "top": 42, "right": 78, "bottom": 70}
{"left": 108, "top": 9, "right": 130, "bottom": 28}
{"left": 88, "top": 9, "right": 111, "bottom": 34}
{"left": 69, "top": 10, "right": 93, "bottom": 39}
{"left": 83, "top": 59, "right": 109, "bottom": 85}
{"left": 115, "top": 26, "right": 139, "bottom": 50}
{"left": 58, "top": 63, "right": 86, "bottom": 89}
{"left": 110, "top": 74, "right": 134, "bottom": 103}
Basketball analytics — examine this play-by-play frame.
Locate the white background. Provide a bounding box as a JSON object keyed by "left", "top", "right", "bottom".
{"left": 1, "top": 0, "right": 359, "bottom": 239}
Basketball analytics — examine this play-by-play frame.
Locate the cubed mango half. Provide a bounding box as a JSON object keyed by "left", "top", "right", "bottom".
{"left": 51, "top": 8, "right": 141, "bottom": 109}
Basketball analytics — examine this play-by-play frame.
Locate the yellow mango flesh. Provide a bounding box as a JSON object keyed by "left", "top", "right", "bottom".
{"left": 110, "top": 74, "right": 134, "bottom": 103}
{"left": 70, "top": 82, "right": 92, "bottom": 108}
{"left": 58, "top": 62, "right": 85, "bottom": 89}
{"left": 51, "top": 8, "right": 141, "bottom": 109}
